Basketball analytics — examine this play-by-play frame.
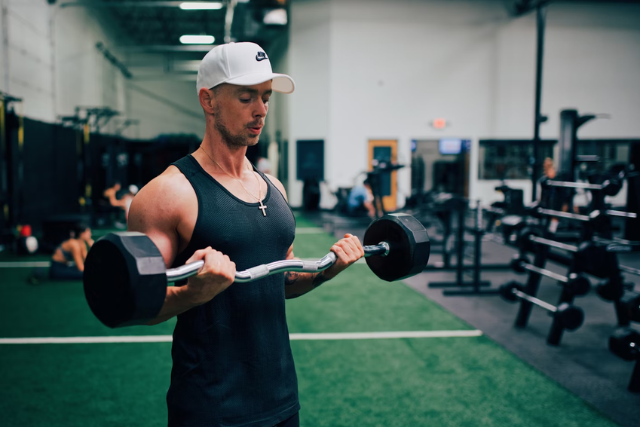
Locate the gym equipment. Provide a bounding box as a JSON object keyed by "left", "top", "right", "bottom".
{"left": 500, "top": 281, "right": 585, "bottom": 331}
{"left": 619, "top": 292, "right": 640, "bottom": 324}
{"left": 0, "top": 93, "right": 23, "bottom": 241}
{"left": 500, "top": 215, "right": 527, "bottom": 245}
{"left": 84, "top": 213, "right": 430, "bottom": 328}
{"left": 542, "top": 178, "right": 622, "bottom": 197}
{"left": 609, "top": 328, "right": 640, "bottom": 393}
{"left": 620, "top": 264, "right": 640, "bottom": 277}
{"left": 429, "top": 201, "right": 502, "bottom": 296}
{"left": 517, "top": 227, "right": 579, "bottom": 254}
{"left": 510, "top": 256, "right": 590, "bottom": 296}
{"left": 16, "top": 236, "right": 38, "bottom": 255}
{"left": 533, "top": 207, "right": 636, "bottom": 225}
{"left": 424, "top": 193, "right": 465, "bottom": 270}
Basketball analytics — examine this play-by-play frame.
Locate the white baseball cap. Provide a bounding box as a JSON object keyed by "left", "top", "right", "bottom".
{"left": 196, "top": 42, "right": 295, "bottom": 95}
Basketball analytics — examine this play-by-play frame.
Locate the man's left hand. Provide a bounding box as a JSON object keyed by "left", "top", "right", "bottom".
{"left": 324, "top": 234, "right": 365, "bottom": 280}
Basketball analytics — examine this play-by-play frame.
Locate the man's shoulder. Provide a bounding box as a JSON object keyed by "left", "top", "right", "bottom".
{"left": 146, "top": 166, "right": 193, "bottom": 199}
{"left": 265, "top": 173, "right": 288, "bottom": 200}
{"left": 128, "top": 167, "right": 195, "bottom": 225}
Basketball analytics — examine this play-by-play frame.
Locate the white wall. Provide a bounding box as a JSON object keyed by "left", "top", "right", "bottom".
{"left": 126, "top": 78, "right": 204, "bottom": 140}
{"left": 0, "top": 0, "right": 205, "bottom": 139}
{"left": 287, "top": 0, "right": 640, "bottom": 208}
{"left": 264, "top": 29, "right": 291, "bottom": 180}
{"left": 0, "top": 0, "right": 128, "bottom": 127}
{"left": 287, "top": 0, "right": 332, "bottom": 207}
{"left": 1, "top": 0, "right": 56, "bottom": 121}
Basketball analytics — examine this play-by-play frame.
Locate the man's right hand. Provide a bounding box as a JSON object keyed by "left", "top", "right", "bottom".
{"left": 183, "top": 247, "right": 236, "bottom": 306}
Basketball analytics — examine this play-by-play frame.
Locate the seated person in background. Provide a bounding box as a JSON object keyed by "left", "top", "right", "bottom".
{"left": 347, "top": 178, "right": 376, "bottom": 218}
{"left": 104, "top": 183, "right": 139, "bottom": 220}
{"left": 49, "top": 223, "right": 94, "bottom": 280}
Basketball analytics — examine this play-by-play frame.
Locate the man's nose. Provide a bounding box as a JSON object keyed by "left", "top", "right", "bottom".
{"left": 254, "top": 101, "right": 267, "bottom": 117}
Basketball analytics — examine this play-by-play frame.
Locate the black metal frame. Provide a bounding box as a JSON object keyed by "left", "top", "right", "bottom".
{"left": 428, "top": 202, "right": 501, "bottom": 296}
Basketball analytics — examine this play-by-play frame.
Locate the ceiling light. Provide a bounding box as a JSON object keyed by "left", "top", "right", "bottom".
{"left": 179, "top": 2, "right": 223, "bottom": 10}
{"left": 263, "top": 9, "right": 287, "bottom": 25}
{"left": 180, "top": 35, "right": 215, "bottom": 44}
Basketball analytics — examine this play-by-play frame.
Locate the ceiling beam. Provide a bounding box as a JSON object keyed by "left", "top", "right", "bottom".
{"left": 116, "top": 45, "right": 215, "bottom": 52}
{"left": 131, "top": 74, "right": 198, "bottom": 82}
{"left": 60, "top": 1, "right": 223, "bottom": 8}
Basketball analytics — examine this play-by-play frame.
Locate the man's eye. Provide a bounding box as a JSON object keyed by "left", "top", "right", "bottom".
{"left": 263, "top": 98, "right": 270, "bottom": 104}
{"left": 240, "top": 98, "right": 251, "bottom": 103}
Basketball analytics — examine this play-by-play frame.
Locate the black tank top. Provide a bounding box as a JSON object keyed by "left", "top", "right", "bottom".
{"left": 167, "top": 155, "right": 299, "bottom": 427}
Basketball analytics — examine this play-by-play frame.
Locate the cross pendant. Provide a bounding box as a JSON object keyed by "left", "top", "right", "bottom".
{"left": 259, "top": 201, "right": 267, "bottom": 217}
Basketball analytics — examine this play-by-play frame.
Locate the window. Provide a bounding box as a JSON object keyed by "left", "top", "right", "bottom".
{"left": 478, "top": 140, "right": 555, "bottom": 180}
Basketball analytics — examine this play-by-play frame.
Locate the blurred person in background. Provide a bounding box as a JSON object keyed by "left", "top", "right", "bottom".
{"left": 347, "top": 178, "right": 376, "bottom": 218}
{"left": 104, "top": 182, "right": 139, "bottom": 221}
{"left": 49, "top": 222, "right": 94, "bottom": 281}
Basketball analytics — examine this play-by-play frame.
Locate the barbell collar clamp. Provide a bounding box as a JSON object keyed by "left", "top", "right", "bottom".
{"left": 165, "top": 242, "right": 391, "bottom": 283}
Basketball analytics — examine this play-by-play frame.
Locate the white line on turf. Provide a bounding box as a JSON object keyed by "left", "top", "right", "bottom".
{"left": 0, "top": 261, "right": 51, "bottom": 268}
{"left": 0, "top": 330, "right": 482, "bottom": 344}
{"left": 289, "top": 330, "right": 483, "bottom": 340}
{"left": 294, "top": 228, "right": 325, "bottom": 234}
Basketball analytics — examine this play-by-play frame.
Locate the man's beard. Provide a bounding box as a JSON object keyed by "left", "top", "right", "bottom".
{"left": 214, "top": 109, "right": 259, "bottom": 148}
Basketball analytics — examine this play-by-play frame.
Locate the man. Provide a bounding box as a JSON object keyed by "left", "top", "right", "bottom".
{"left": 347, "top": 178, "right": 376, "bottom": 218}
{"left": 103, "top": 182, "right": 138, "bottom": 221}
{"left": 537, "top": 157, "right": 576, "bottom": 233}
{"left": 128, "top": 42, "right": 364, "bottom": 427}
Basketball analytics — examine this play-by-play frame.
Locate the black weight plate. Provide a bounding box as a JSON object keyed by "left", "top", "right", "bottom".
{"left": 364, "top": 214, "right": 430, "bottom": 282}
{"left": 83, "top": 233, "right": 167, "bottom": 328}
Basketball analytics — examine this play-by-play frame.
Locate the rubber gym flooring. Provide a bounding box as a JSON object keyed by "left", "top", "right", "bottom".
{"left": 0, "top": 214, "right": 629, "bottom": 427}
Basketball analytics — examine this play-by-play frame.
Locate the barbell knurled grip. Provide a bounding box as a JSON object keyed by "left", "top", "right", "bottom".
{"left": 301, "top": 260, "right": 321, "bottom": 271}
{"left": 243, "top": 265, "right": 270, "bottom": 280}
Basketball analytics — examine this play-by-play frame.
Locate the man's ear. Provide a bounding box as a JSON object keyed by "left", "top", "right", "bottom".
{"left": 199, "top": 88, "right": 216, "bottom": 115}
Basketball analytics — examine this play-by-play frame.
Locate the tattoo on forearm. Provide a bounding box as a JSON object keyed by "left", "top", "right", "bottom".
{"left": 312, "top": 272, "right": 330, "bottom": 288}
{"left": 284, "top": 271, "right": 331, "bottom": 296}
{"left": 284, "top": 271, "right": 300, "bottom": 287}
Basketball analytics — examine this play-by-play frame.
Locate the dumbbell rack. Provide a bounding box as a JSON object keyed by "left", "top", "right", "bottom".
{"left": 502, "top": 192, "right": 640, "bottom": 350}
{"left": 609, "top": 328, "right": 640, "bottom": 393}
{"left": 508, "top": 233, "right": 587, "bottom": 346}
{"left": 610, "top": 264, "right": 640, "bottom": 393}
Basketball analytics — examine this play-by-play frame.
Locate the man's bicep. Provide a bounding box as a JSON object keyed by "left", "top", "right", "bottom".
{"left": 127, "top": 191, "right": 179, "bottom": 268}
{"left": 285, "top": 244, "right": 294, "bottom": 260}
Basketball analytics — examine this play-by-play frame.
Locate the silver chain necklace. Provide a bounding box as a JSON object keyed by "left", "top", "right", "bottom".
{"left": 200, "top": 146, "right": 268, "bottom": 217}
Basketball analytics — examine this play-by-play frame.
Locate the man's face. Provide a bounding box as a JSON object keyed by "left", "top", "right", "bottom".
{"left": 212, "top": 81, "right": 272, "bottom": 148}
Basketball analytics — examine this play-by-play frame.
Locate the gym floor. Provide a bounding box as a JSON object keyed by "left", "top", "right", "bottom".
{"left": 0, "top": 214, "right": 635, "bottom": 427}
{"left": 326, "top": 213, "right": 640, "bottom": 427}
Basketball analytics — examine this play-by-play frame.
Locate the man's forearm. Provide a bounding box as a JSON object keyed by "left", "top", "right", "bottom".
{"left": 146, "top": 286, "right": 199, "bottom": 325}
{"left": 284, "top": 271, "right": 331, "bottom": 299}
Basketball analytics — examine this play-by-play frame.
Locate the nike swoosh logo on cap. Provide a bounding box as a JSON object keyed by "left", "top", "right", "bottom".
{"left": 256, "top": 51, "right": 268, "bottom": 61}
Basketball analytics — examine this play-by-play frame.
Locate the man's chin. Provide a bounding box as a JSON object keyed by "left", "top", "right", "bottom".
{"left": 246, "top": 134, "right": 260, "bottom": 145}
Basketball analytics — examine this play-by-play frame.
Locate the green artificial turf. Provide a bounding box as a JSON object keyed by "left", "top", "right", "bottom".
{"left": 293, "top": 337, "right": 618, "bottom": 427}
{"left": 0, "top": 217, "right": 621, "bottom": 427}
{"left": 0, "top": 343, "right": 172, "bottom": 427}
